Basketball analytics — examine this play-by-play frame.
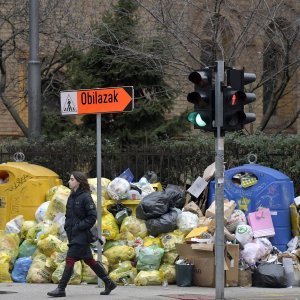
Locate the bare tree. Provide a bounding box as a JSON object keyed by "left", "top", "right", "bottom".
{"left": 0, "top": 0, "right": 105, "bottom": 137}
{"left": 131, "top": 0, "right": 300, "bottom": 132}
{"left": 0, "top": 0, "right": 299, "bottom": 135}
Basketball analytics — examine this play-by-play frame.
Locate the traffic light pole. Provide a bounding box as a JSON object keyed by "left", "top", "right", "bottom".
{"left": 214, "top": 61, "right": 225, "bottom": 300}
{"left": 187, "top": 61, "right": 255, "bottom": 299}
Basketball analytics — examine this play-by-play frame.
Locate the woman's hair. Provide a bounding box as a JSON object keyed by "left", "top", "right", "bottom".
{"left": 71, "top": 171, "right": 91, "bottom": 192}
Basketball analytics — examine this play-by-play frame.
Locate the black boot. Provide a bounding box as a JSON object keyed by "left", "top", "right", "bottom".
{"left": 90, "top": 262, "right": 117, "bottom": 295}
{"left": 47, "top": 265, "right": 74, "bottom": 297}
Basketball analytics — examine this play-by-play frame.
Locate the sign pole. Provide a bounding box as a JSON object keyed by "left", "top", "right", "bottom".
{"left": 96, "top": 113, "right": 103, "bottom": 287}
{"left": 214, "top": 61, "right": 225, "bottom": 300}
{"left": 60, "top": 86, "right": 134, "bottom": 287}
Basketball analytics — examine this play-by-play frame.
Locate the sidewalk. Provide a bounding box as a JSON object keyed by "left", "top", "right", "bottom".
{"left": 1, "top": 283, "right": 300, "bottom": 300}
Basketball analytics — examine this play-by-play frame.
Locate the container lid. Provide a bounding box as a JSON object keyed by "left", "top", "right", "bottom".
{"left": 0, "top": 162, "right": 59, "bottom": 177}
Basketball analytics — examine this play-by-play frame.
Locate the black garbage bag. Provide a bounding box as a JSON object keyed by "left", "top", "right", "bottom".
{"left": 136, "top": 191, "right": 172, "bottom": 220}
{"left": 146, "top": 209, "right": 178, "bottom": 237}
{"left": 108, "top": 203, "right": 132, "bottom": 217}
{"left": 165, "top": 184, "right": 185, "bottom": 209}
{"left": 108, "top": 203, "right": 132, "bottom": 225}
{"left": 252, "top": 263, "right": 287, "bottom": 288}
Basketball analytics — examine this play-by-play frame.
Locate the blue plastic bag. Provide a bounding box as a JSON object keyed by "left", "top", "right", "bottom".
{"left": 11, "top": 257, "right": 32, "bottom": 282}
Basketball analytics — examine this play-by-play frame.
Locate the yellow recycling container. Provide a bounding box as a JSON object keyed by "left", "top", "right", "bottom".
{"left": 121, "top": 200, "right": 141, "bottom": 215}
{"left": 0, "top": 162, "right": 61, "bottom": 229}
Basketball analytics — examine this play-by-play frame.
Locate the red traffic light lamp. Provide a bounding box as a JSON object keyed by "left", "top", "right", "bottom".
{"left": 223, "top": 69, "right": 256, "bottom": 131}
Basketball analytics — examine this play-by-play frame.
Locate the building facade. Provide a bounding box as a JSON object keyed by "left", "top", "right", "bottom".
{"left": 0, "top": 0, "right": 299, "bottom": 137}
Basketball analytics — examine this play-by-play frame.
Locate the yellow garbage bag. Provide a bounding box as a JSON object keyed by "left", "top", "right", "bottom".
{"left": 32, "top": 250, "right": 47, "bottom": 262}
{"left": 110, "top": 260, "right": 133, "bottom": 272}
{"left": 109, "top": 261, "right": 137, "bottom": 284}
{"left": 102, "top": 212, "right": 119, "bottom": 240}
{"left": 0, "top": 254, "right": 12, "bottom": 282}
{"left": 134, "top": 270, "right": 163, "bottom": 286}
{"left": 160, "top": 230, "right": 185, "bottom": 252}
{"left": 103, "top": 200, "right": 116, "bottom": 211}
{"left": 103, "top": 245, "right": 135, "bottom": 265}
{"left": 45, "top": 186, "right": 70, "bottom": 220}
{"left": 26, "top": 220, "right": 58, "bottom": 243}
{"left": 81, "top": 262, "right": 97, "bottom": 284}
{"left": 120, "top": 216, "right": 147, "bottom": 239}
{"left": 37, "top": 221, "right": 59, "bottom": 241}
{"left": 143, "top": 236, "right": 162, "bottom": 248}
{"left": 81, "top": 254, "right": 109, "bottom": 284}
{"left": 26, "top": 253, "right": 53, "bottom": 283}
{"left": 110, "top": 268, "right": 137, "bottom": 285}
{"left": 46, "top": 185, "right": 70, "bottom": 202}
{"left": 26, "top": 222, "right": 44, "bottom": 243}
{"left": 47, "top": 242, "right": 68, "bottom": 269}
{"left": 21, "top": 220, "right": 37, "bottom": 239}
{"left": 88, "top": 177, "right": 111, "bottom": 199}
{"left": 115, "top": 231, "right": 135, "bottom": 242}
{"left": 0, "top": 231, "right": 20, "bottom": 264}
{"left": 91, "top": 194, "right": 108, "bottom": 209}
{"left": 52, "top": 261, "right": 82, "bottom": 285}
{"left": 102, "top": 255, "right": 109, "bottom": 270}
{"left": 37, "top": 234, "right": 63, "bottom": 257}
{"left": 162, "top": 250, "right": 178, "bottom": 265}
{"left": 159, "top": 263, "right": 176, "bottom": 284}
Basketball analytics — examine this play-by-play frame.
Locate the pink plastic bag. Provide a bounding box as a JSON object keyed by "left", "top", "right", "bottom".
{"left": 247, "top": 208, "right": 275, "bottom": 238}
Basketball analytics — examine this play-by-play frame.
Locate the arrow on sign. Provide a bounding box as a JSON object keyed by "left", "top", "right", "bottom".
{"left": 60, "top": 86, "right": 134, "bottom": 115}
{"left": 78, "top": 87, "right": 133, "bottom": 114}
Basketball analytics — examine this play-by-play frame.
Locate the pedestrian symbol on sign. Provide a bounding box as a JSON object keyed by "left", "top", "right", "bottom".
{"left": 63, "top": 95, "right": 77, "bottom": 113}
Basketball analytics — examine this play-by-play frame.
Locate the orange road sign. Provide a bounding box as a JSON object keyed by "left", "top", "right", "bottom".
{"left": 60, "top": 86, "right": 134, "bottom": 115}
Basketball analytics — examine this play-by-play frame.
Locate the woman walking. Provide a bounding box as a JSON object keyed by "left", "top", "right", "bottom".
{"left": 47, "top": 171, "right": 116, "bottom": 297}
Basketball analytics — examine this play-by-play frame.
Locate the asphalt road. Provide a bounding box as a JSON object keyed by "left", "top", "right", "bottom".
{"left": 1, "top": 283, "right": 300, "bottom": 300}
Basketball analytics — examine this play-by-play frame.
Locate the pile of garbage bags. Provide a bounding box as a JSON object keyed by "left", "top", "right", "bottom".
{"left": 0, "top": 174, "right": 192, "bottom": 286}
{"left": 1, "top": 170, "right": 300, "bottom": 289}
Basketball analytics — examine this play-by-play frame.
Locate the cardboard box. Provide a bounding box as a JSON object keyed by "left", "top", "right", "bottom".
{"left": 225, "top": 244, "right": 239, "bottom": 287}
{"left": 176, "top": 243, "right": 239, "bottom": 287}
{"left": 176, "top": 243, "right": 215, "bottom": 287}
{"left": 191, "top": 243, "right": 214, "bottom": 252}
{"left": 205, "top": 199, "right": 236, "bottom": 220}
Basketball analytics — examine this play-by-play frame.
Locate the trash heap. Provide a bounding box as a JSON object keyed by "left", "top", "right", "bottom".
{"left": 0, "top": 173, "right": 186, "bottom": 286}
{"left": 0, "top": 168, "right": 300, "bottom": 288}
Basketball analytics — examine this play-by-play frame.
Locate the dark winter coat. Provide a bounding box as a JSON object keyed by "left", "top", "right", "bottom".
{"left": 64, "top": 188, "right": 97, "bottom": 245}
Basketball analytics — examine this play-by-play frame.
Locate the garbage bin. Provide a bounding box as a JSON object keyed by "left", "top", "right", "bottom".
{"left": 120, "top": 200, "right": 140, "bottom": 215}
{"left": 175, "top": 263, "right": 194, "bottom": 287}
{"left": 208, "top": 164, "right": 294, "bottom": 251}
{"left": 0, "top": 162, "right": 61, "bottom": 229}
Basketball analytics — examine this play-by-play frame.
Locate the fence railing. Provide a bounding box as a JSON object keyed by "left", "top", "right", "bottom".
{"left": 0, "top": 149, "right": 214, "bottom": 188}
{"left": 1, "top": 147, "right": 298, "bottom": 194}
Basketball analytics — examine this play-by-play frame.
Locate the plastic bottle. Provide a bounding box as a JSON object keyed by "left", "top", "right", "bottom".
{"left": 121, "top": 277, "right": 129, "bottom": 286}
{"left": 162, "top": 279, "right": 168, "bottom": 289}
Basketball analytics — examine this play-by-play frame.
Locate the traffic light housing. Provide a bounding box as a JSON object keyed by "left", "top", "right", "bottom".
{"left": 223, "top": 69, "right": 256, "bottom": 131}
{"left": 187, "top": 69, "right": 214, "bottom": 131}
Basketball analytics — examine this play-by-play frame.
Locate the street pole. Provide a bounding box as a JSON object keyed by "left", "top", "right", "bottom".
{"left": 28, "top": 0, "right": 41, "bottom": 139}
{"left": 96, "top": 114, "right": 103, "bottom": 287}
{"left": 214, "top": 61, "right": 225, "bottom": 300}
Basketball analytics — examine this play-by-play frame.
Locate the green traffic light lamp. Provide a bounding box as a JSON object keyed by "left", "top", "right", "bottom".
{"left": 187, "top": 112, "right": 207, "bottom": 127}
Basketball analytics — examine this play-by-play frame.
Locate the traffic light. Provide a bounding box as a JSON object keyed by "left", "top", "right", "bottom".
{"left": 187, "top": 68, "right": 214, "bottom": 131}
{"left": 223, "top": 69, "right": 256, "bottom": 131}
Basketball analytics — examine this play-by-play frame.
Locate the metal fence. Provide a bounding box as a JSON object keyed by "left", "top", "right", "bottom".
{"left": 0, "top": 148, "right": 214, "bottom": 188}
{"left": 1, "top": 146, "right": 299, "bottom": 194}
